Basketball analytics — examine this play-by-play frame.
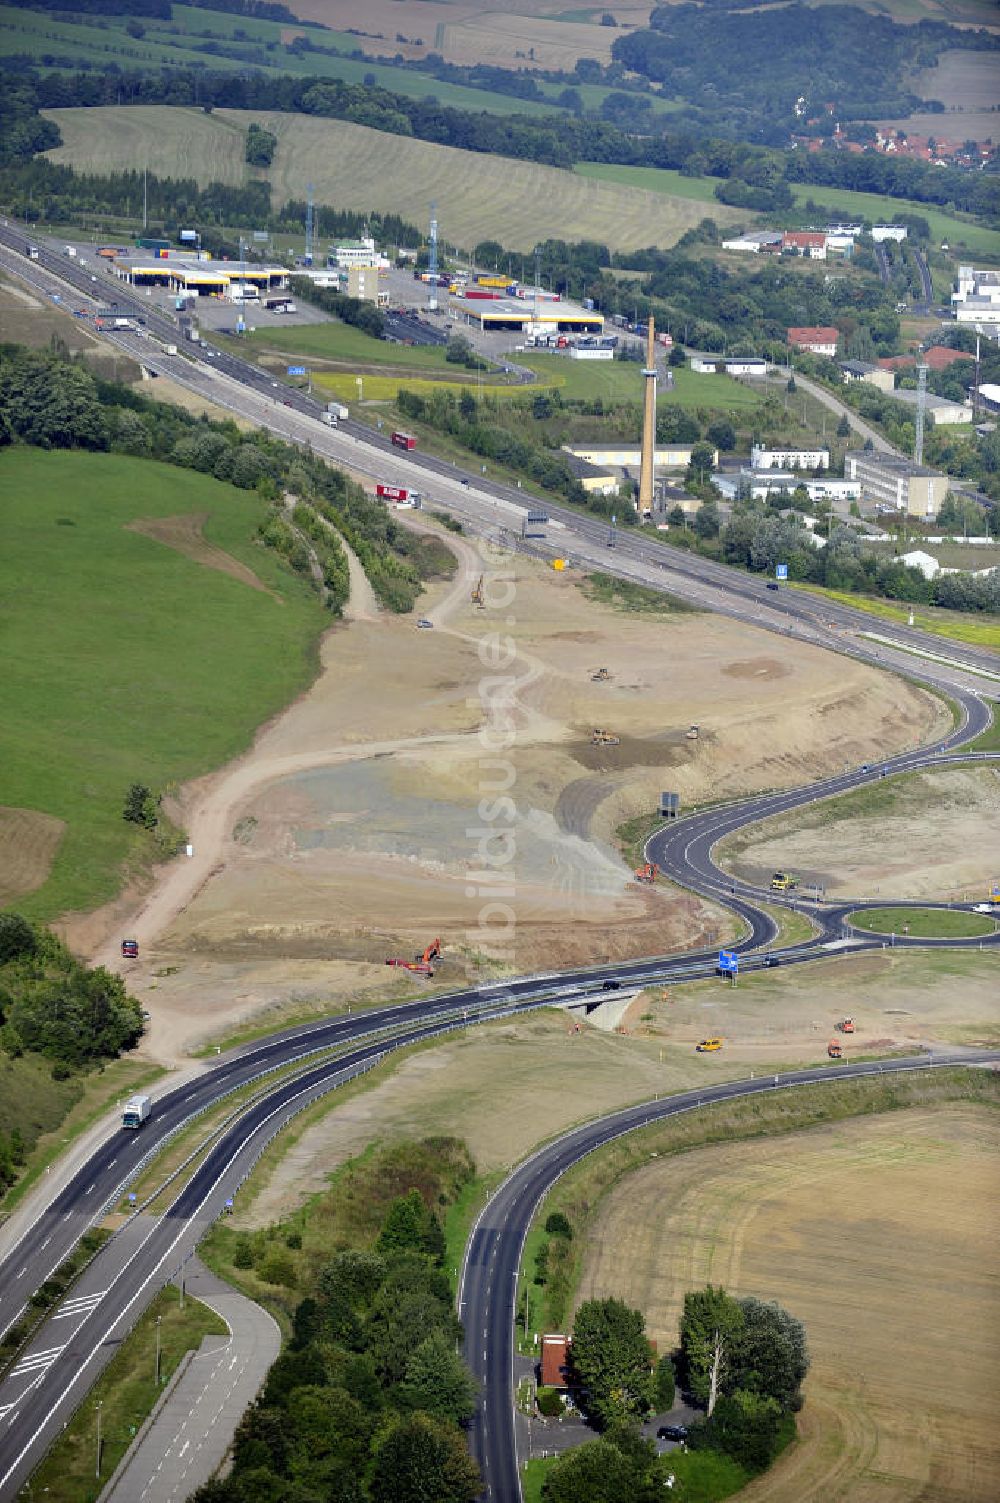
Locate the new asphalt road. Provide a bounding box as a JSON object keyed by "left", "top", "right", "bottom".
{"left": 0, "top": 222, "right": 997, "bottom": 1500}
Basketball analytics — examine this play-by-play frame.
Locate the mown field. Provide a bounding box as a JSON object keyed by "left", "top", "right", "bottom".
{"left": 0, "top": 448, "right": 324, "bottom": 920}
{"left": 575, "top": 160, "right": 1000, "bottom": 258}
{"left": 571, "top": 1097, "right": 1000, "bottom": 1502}
{"left": 44, "top": 106, "right": 741, "bottom": 254}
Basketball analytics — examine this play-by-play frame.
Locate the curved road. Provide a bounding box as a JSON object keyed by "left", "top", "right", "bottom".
{"left": 0, "top": 220, "right": 997, "bottom": 1498}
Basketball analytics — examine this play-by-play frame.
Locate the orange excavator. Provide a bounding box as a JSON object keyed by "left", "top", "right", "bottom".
{"left": 839, "top": 1016, "right": 856, "bottom": 1034}
{"left": 634, "top": 863, "right": 659, "bottom": 884}
{"left": 385, "top": 937, "right": 442, "bottom": 977}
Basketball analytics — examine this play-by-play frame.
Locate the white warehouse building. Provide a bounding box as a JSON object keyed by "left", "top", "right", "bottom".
{"left": 751, "top": 444, "right": 830, "bottom": 470}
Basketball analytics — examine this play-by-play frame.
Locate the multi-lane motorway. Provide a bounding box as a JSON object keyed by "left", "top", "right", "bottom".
{"left": 0, "top": 221, "right": 997, "bottom": 1501}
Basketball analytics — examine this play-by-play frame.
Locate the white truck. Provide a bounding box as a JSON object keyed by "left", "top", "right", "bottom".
{"left": 122, "top": 1094, "right": 151, "bottom": 1129}
{"left": 164, "top": 344, "right": 178, "bottom": 356}
{"left": 323, "top": 402, "right": 349, "bottom": 425}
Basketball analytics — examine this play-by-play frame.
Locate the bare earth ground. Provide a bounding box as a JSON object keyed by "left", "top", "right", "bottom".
{"left": 576, "top": 1105, "right": 1000, "bottom": 1503}
{"left": 230, "top": 945, "right": 999, "bottom": 1226}
{"left": 80, "top": 527, "right": 951, "bottom": 1064}
{"left": 717, "top": 764, "right": 1000, "bottom": 901}
{"left": 125, "top": 513, "right": 279, "bottom": 598}
{"left": 0, "top": 807, "right": 66, "bottom": 907}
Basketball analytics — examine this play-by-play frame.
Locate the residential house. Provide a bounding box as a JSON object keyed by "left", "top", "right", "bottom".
{"left": 787, "top": 326, "right": 840, "bottom": 357}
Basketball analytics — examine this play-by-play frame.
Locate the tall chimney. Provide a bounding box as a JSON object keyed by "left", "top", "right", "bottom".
{"left": 638, "top": 316, "right": 656, "bottom": 517}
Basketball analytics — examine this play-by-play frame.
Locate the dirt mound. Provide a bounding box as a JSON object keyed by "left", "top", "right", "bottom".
{"left": 0, "top": 806, "right": 65, "bottom": 906}
{"left": 125, "top": 513, "right": 278, "bottom": 597}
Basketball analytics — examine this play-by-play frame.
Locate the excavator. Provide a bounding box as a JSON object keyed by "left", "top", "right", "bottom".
{"left": 385, "top": 938, "right": 442, "bottom": 977}
{"left": 591, "top": 667, "right": 611, "bottom": 682}
{"left": 839, "top": 1016, "right": 856, "bottom": 1034}
{"left": 471, "top": 576, "right": 484, "bottom": 607}
{"left": 634, "top": 862, "right": 659, "bottom": 884}
{"left": 592, "top": 728, "right": 620, "bottom": 746}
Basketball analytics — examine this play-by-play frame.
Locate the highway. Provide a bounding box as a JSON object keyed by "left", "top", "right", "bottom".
{"left": 0, "top": 220, "right": 997, "bottom": 1499}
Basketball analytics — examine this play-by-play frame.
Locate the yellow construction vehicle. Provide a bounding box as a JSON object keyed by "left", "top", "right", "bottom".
{"left": 592, "top": 668, "right": 611, "bottom": 682}
{"left": 770, "top": 871, "right": 797, "bottom": 892}
{"left": 471, "top": 575, "right": 484, "bottom": 607}
{"left": 592, "top": 728, "right": 620, "bottom": 746}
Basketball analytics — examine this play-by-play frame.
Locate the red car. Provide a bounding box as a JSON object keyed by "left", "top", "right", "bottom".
{"left": 121, "top": 938, "right": 139, "bottom": 959}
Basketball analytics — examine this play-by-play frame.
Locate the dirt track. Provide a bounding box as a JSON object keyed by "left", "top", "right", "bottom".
{"left": 77, "top": 517, "right": 948, "bottom": 1063}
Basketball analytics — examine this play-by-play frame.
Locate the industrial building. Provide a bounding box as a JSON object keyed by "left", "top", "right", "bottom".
{"left": 566, "top": 444, "right": 717, "bottom": 471}
{"left": 451, "top": 293, "right": 602, "bottom": 335}
{"left": 346, "top": 265, "right": 388, "bottom": 305}
{"left": 840, "top": 359, "right": 896, "bottom": 394}
{"left": 111, "top": 252, "right": 287, "bottom": 299}
{"left": 714, "top": 471, "right": 860, "bottom": 504}
{"left": 951, "top": 266, "right": 1000, "bottom": 326}
{"left": 892, "top": 388, "right": 974, "bottom": 426}
{"left": 845, "top": 450, "right": 950, "bottom": 518}
{"left": 752, "top": 444, "right": 830, "bottom": 470}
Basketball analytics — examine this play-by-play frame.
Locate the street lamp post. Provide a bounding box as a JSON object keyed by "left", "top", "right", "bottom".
{"left": 155, "top": 1314, "right": 162, "bottom": 1386}
{"left": 95, "top": 1401, "right": 103, "bottom": 1479}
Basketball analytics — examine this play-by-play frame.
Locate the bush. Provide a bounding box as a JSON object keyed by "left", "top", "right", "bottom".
{"left": 259, "top": 1251, "right": 297, "bottom": 1287}
{"left": 0, "top": 913, "right": 36, "bottom": 964}
{"left": 536, "top": 1385, "right": 564, "bottom": 1417}
{"left": 233, "top": 1240, "right": 255, "bottom": 1269}
{"left": 544, "top": 1211, "right": 573, "bottom": 1240}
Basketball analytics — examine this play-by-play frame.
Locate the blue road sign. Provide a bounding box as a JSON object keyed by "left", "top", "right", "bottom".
{"left": 718, "top": 949, "right": 739, "bottom": 974}
{"left": 286, "top": 365, "right": 307, "bottom": 376}
{"left": 775, "top": 563, "right": 788, "bottom": 580}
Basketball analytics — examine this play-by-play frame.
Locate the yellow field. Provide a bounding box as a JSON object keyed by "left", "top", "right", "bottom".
{"left": 576, "top": 1104, "right": 1000, "bottom": 1502}
{"left": 44, "top": 106, "right": 739, "bottom": 254}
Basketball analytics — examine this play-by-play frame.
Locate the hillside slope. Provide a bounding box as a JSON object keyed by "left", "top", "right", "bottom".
{"left": 43, "top": 105, "right": 739, "bottom": 253}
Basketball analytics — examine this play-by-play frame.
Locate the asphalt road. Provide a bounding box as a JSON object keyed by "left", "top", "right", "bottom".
{"left": 0, "top": 220, "right": 998, "bottom": 1499}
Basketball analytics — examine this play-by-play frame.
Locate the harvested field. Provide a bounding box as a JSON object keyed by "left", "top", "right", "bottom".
{"left": 286, "top": 0, "right": 655, "bottom": 67}
{"left": 576, "top": 1104, "right": 1000, "bottom": 1503}
{"left": 0, "top": 806, "right": 66, "bottom": 906}
{"left": 871, "top": 50, "right": 1000, "bottom": 142}
{"left": 125, "top": 514, "right": 277, "bottom": 597}
{"left": 717, "top": 764, "right": 1000, "bottom": 902}
{"left": 43, "top": 107, "right": 740, "bottom": 254}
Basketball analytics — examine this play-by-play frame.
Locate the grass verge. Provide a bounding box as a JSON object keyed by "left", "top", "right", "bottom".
{"left": 581, "top": 572, "right": 698, "bottom": 615}
{"left": 849, "top": 905, "right": 996, "bottom": 938}
{"left": 26, "top": 1285, "right": 227, "bottom": 1503}
{"left": 789, "top": 580, "right": 1000, "bottom": 654}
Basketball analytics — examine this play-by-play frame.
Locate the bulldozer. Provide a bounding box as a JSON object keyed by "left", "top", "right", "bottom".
{"left": 634, "top": 862, "right": 659, "bottom": 884}
{"left": 591, "top": 667, "right": 611, "bottom": 682}
{"left": 827, "top": 1039, "right": 843, "bottom": 1059}
{"left": 592, "top": 728, "right": 620, "bottom": 746}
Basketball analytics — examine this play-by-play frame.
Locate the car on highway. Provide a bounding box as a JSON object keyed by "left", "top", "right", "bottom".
{"left": 417, "top": 618, "right": 434, "bottom": 629}
{"left": 762, "top": 953, "right": 782, "bottom": 967}
{"left": 973, "top": 903, "right": 997, "bottom": 914}
{"left": 696, "top": 1037, "right": 723, "bottom": 1052}
{"left": 766, "top": 581, "right": 779, "bottom": 591}
{"left": 657, "top": 1425, "right": 688, "bottom": 1442}
{"left": 601, "top": 979, "right": 621, "bottom": 991}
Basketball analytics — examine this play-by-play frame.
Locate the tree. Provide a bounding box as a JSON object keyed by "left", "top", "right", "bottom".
{"left": 571, "top": 1298, "right": 656, "bottom": 1430}
{"left": 692, "top": 1388, "right": 782, "bottom": 1470}
{"left": 0, "top": 913, "right": 37, "bottom": 965}
{"left": 668, "top": 504, "right": 686, "bottom": 527}
{"left": 544, "top": 1211, "right": 573, "bottom": 1240}
{"left": 399, "top": 1330, "right": 478, "bottom": 1424}
{"left": 735, "top": 1297, "right": 808, "bottom": 1411}
{"left": 668, "top": 344, "right": 687, "bottom": 367}
{"left": 707, "top": 418, "right": 736, "bottom": 452}
{"left": 836, "top": 412, "right": 851, "bottom": 438}
{"left": 123, "top": 782, "right": 159, "bottom": 830}
{"left": 245, "top": 123, "right": 277, "bottom": 167}
{"left": 654, "top": 1355, "right": 675, "bottom": 1411}
{"left": 680, "top": 1286, "right": 744, "bottom": 1415}
{"left": 369, "top": 1414, "right": 480, "bottom": 1503}
{"left": 694, "top": 499, "right": 721, "bottom": 538}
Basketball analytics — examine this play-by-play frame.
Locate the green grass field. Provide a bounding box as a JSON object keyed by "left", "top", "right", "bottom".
{"left": 45, "top": 107, "right": 741, "bottom": 255}
{"left": 790, "top": 581, "right": 1000, "bottom": 653}
{"left": 850, "top": 906, "right": 996, "bottom": 938}
{"left": 575, "top": 160, "right": 1000, "bottom": 258}
{"left": 0, "top": 448, "right": 324, "bottom": 920}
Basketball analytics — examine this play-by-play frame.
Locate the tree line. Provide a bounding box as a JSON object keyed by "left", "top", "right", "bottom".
{"left": 537, "top": 1286, "right": 807, "bottom": 1500}
{"left": 5, "top": 61, "right": 998, "bottom": 223}
{"left": 0, "top": 343, "right": 446, "bottom": 614}
{"left": 195, "top": 1141, "right": 481, "bottom": 1503}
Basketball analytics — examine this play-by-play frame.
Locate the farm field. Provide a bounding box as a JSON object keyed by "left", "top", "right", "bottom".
{"left": 716, "top": 764, "right": 1000, "bottom": 903}
{"left": 0, "top": 448, "right": 323, "bottom": 922}
{"left": 575, "top": 159, "right": 1000, "bottom": 257}
{"left": 44, "top": 107, "right": 742, "bottom": 254}
{"left": 870, "top": 49, "right": 1000, "bottom": 144}
{"left": 575, "top": 1103, "right": 1000, "bottom": 1502}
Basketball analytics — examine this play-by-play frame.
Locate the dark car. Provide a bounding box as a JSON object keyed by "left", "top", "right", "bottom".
{"left": 762, "top": 953, "right": 782, "bottom": 968}
{"left": 601, "top": 979, "right": 621, "bottom": 991}
{"left": 766, "top": 581, "right": 779, "bottom": 591}
{"left": 657, "top": 1424, "right": 688, "bottom": 1441}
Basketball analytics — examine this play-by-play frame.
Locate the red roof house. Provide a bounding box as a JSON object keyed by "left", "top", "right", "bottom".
{"left": 782, "top": 231, "right": 827, "bottom": 259}
{"left": 540, "top": 1334, "right": 571, "bottom": 1389}
{"left": 787, "top": 326, "right": 840, "bottom": 357}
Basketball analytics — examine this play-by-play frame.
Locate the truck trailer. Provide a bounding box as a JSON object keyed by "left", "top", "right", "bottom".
{"left": 122, "top": 1094, "right": 151, "bottom": 1129}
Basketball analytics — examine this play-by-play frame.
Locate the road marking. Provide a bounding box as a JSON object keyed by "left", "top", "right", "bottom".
{"left": 39, "top": 1237, "right": 50, "bottom": 1251}
{"left": 179, "top": 1441, "right": 190, "bottom": 1457}
{"left": 15, "top": 1269, "right": 25, "bottom": 1280}
{"left": 9, "top": 1345, "right": 64, "bottom": 1378}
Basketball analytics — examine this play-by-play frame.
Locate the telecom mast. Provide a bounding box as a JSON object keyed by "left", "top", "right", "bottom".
{"left": 914, "top": 361, "right": 928, "bottom": 467}
{"left": 427, "top": 202, "right": 439, "bottom": 311}
{"left": 304, "top": 183, "right": 314, "bottom": 267}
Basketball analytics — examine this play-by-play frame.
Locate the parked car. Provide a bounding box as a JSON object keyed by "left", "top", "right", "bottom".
{"left": 657, "top": 1424, "right": 688, "bottom": 1441}
{"left": 417, "top": 618, "right": 434, "bottom": 629}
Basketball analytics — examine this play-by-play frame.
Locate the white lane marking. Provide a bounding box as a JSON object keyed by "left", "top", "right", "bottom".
{"left": 9, "top": 1345, "right": 65, "bottom": 1378}
{"left": 39, "top": 1238, "right": 50, "bottom": 1251}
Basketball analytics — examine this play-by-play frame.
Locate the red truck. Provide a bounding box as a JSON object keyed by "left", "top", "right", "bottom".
{"left": 391, "top": 431, "right": 417, "bottom": 451}
{"left": 377, "top": 483, "right": 421, "bottom": 509}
